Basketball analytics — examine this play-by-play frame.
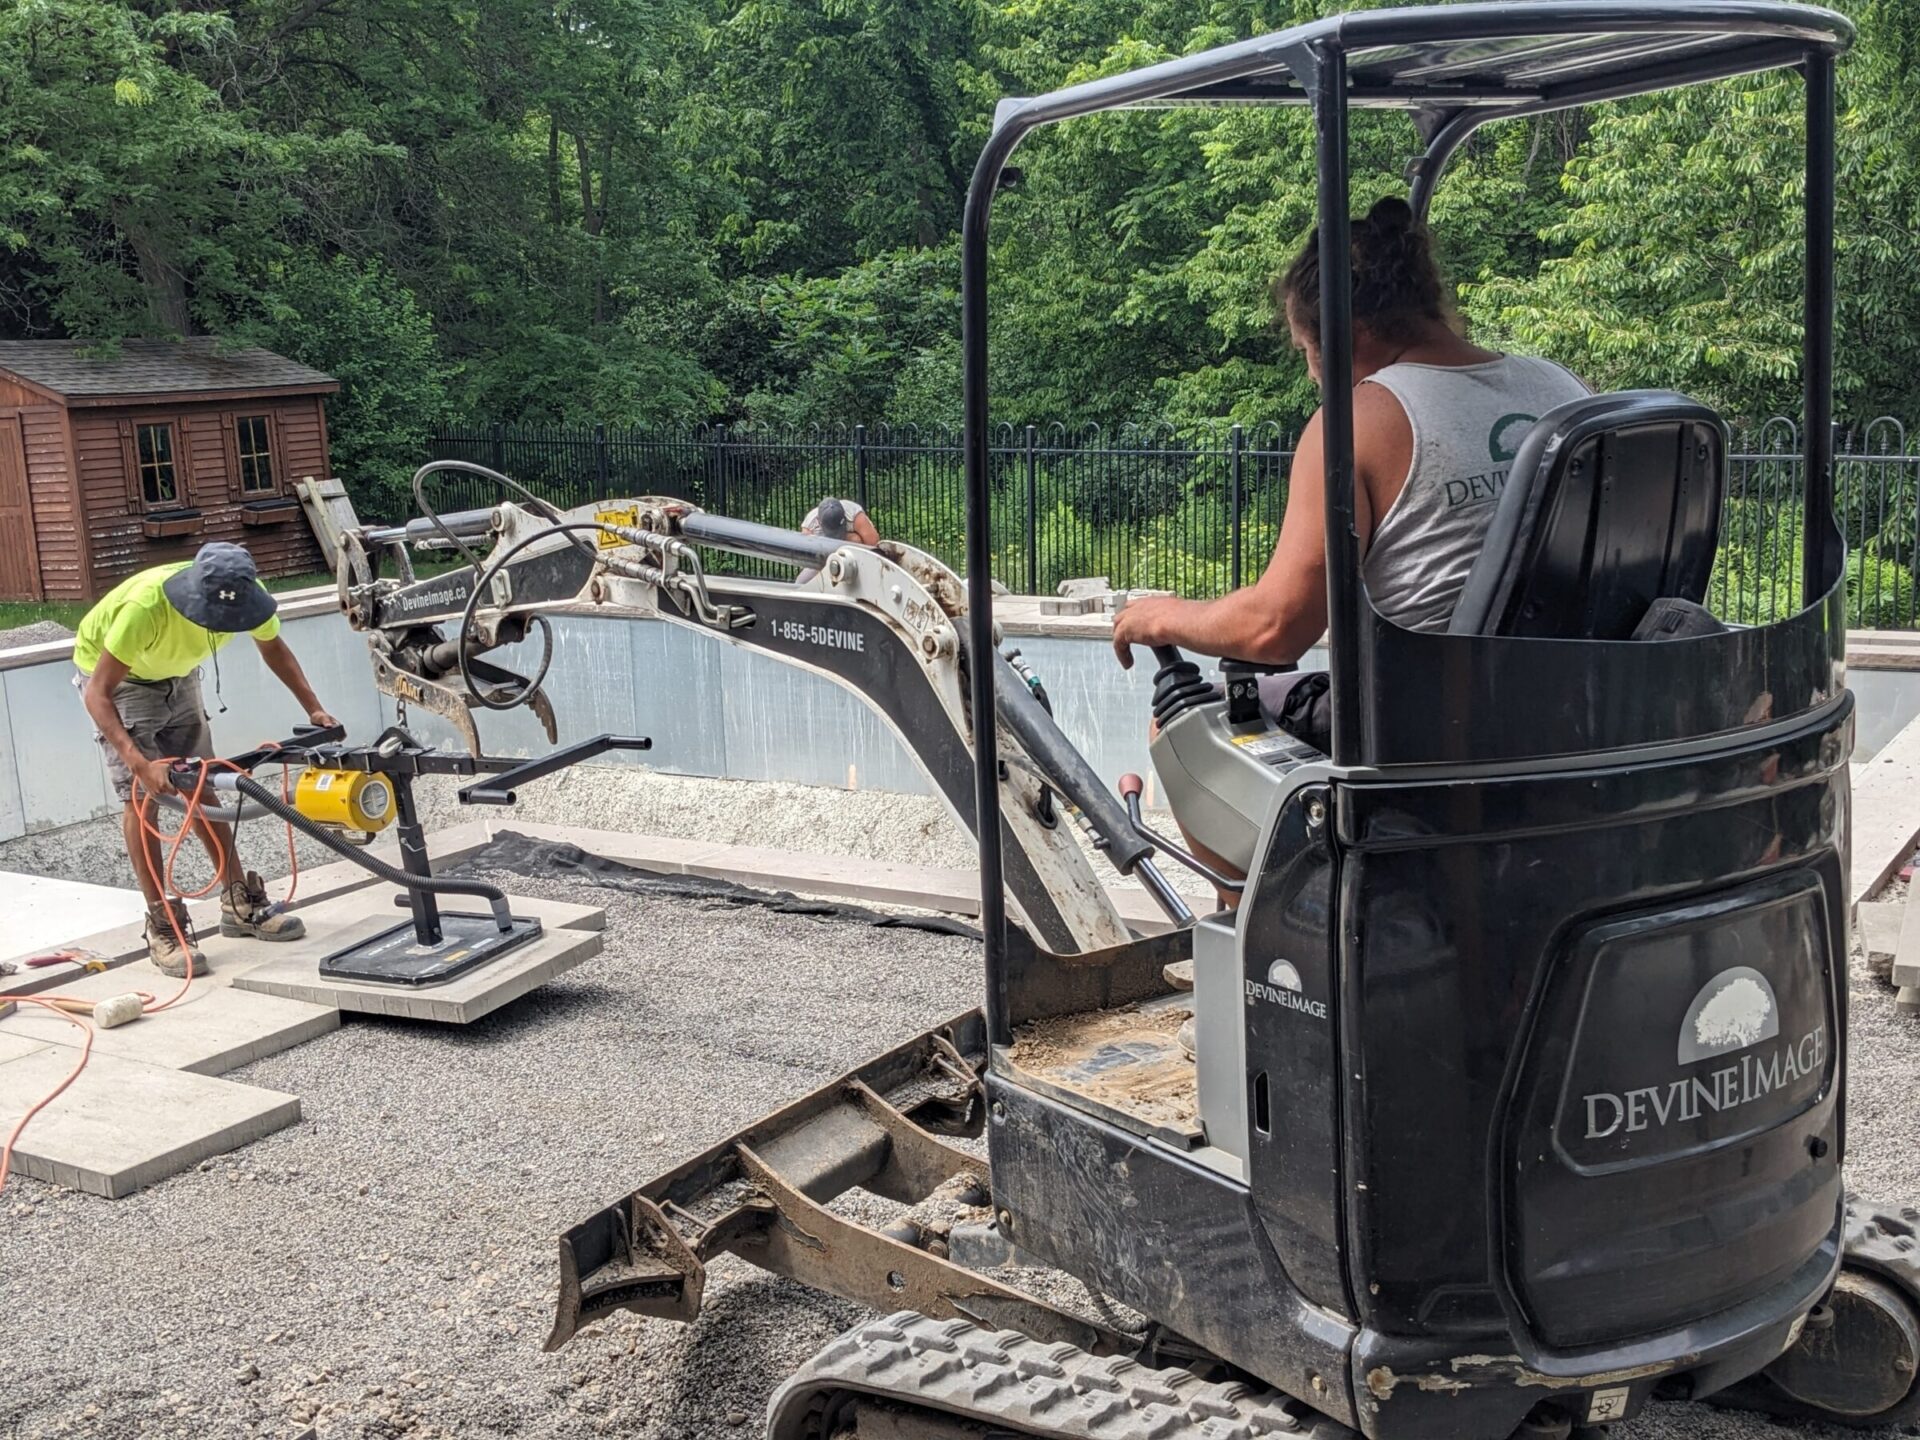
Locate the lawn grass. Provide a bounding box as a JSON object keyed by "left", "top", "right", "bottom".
{"left": 0, "top": 598, "right": 91, "bottom": 631}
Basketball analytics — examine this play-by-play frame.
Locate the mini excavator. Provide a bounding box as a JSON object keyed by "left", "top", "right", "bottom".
{"left": 328, "top": 5, "right": 1920, "bottom": 1437}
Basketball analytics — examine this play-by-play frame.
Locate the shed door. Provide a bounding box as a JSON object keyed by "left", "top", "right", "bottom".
{"left": 0, "top": 417, "right": 41, "bottom": 601}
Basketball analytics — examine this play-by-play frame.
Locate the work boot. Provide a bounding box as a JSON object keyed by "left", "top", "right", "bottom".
{"left": 146, "top": 901, "right": 208, "bottom": 979}
{"left": 220, "top": 871, "right": 306, "bottom": 941}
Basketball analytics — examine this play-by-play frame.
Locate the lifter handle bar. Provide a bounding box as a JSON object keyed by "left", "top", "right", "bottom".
{"left": 458, "top": 735, "right": 654, "bottom": 806}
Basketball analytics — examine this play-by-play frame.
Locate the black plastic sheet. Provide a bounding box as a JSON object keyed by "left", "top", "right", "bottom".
{"left": 446, "top": 831, "right": 982, "bottom": 939}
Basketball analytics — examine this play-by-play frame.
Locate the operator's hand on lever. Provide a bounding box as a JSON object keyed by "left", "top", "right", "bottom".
{"left": 1110, "top": 595, "right": 1185, "bottom": 669}
{"left": 308, "top": 707, "right": 340, "bottom": 729}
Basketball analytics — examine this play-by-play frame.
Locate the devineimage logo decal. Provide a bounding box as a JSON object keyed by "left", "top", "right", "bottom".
{"left": 1245, "top": 958, "right": 1328, "bottom": 1020}
{"left": 1582, "top": 966, "right": 1824, "bottom": 1140}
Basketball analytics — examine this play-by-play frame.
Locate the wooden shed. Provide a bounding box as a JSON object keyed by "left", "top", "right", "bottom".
{"left": 0, "top": 339, "right": 338, "bottom": 602}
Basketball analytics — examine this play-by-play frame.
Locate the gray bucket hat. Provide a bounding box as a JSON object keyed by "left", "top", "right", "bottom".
{"left": 162, "top": 542, "right": 278, "bottom": 633}
{"left": 812, "top": 498, "right": 852, "bottom": 540}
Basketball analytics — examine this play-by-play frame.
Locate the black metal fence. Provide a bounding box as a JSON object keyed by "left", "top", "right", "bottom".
{"left": 428, "top": 416, "right": 1920, "bottom": 629}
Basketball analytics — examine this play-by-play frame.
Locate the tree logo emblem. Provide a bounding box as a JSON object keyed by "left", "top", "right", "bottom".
{"left": 1677, "top": 966, "right": 1779, "bottom": 1064}
{"left": 1488, "top": 412, "right": 1538, "bottom": 463}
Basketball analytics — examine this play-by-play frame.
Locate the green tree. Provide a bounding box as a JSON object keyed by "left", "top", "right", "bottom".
{"left": 245, "top": 256, "right": 452, "bottom": 520}
{"left": 1466, "top": 0, "right": 1920, "bottom": 423}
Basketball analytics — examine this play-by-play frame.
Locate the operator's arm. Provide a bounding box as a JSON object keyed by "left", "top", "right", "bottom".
{"left": 256, "top": 635, "right": 337, "bottom": 727}
{"left": 851, "top": 511, "right": 881, "bottom": 546}
{"left": 83, "top": 653, "right": 176, "bottom": 797}
{"left": 1111, "top": 388, "right": 1397, "bottom": 668}
{"left": 1109, "top": 413, "right": 1344, "bottom": 667}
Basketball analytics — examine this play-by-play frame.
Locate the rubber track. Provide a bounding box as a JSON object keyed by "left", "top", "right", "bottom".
{"left": 1839, "top": 1196, "right": 1920, "bottom": 1310}
{"left": 1707, "top": 1195, "right": 1920, "bottom": 1428}
{"left": 766, "top": 1311, "right": 1356, "bottom": 1440}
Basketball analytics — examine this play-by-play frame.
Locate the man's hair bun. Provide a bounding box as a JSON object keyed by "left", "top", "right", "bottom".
{"left": 1364, "top": 195, "right": 1415, "bottom": 237}
{"left": 1276, "top": 193, "right": 1451, "bottom": 348}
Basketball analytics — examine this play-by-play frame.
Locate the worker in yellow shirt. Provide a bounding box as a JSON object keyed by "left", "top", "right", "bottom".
{"left": 73, "top": 542, "right": 338, "bottom": 977}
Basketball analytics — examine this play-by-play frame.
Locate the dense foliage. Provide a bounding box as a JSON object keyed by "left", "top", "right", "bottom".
{"left": 5, "top": 0, "right": 1919, "bottom": 495}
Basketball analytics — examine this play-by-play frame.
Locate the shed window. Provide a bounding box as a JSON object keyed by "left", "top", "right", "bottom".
{"left": 135, "top": 424, "right": 178, "bottom": 506}
{"left": 235, "top": 415, "right": 275, "bottom": 493}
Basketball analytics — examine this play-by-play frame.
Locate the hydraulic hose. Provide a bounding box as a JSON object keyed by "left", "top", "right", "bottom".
{"left": 991, "top": 652, "right": 1154, "bottom": 875}
{"left": 229, "top": 775, "right": 514, "bottom": 931}
{"left": 152, "top": 790, "right": 255, "bottom": 827}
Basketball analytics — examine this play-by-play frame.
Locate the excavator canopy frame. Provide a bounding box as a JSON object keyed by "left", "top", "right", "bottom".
{"left": 959, "top": 1, "right": 1853, "bottom": 1046}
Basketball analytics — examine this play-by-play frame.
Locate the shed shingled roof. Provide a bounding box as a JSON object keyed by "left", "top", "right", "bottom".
{"left": 0, "top": 339, "right": 337, "bottom": 400}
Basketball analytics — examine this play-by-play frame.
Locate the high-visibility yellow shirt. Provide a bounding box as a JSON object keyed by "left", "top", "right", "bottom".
{"left": 73, "top": 563, "right": 281, "bottom": 680}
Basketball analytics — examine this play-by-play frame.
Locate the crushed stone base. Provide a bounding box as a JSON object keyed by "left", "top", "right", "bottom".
{"left": 2, "top": 862, "right": 1915, "bottom": 1438}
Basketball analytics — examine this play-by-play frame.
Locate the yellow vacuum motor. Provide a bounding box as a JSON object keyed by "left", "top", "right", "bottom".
{"left": 294, "top": 767, "right": 397, "bottom": 833}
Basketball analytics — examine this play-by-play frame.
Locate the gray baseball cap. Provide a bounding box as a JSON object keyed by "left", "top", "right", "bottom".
{"left": 162, "top": 542, "right": 278, "bottom": 633}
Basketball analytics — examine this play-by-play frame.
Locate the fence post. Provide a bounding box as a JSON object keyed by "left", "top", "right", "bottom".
{"left": 594, "top": 423, "right": 610, "bottom": 497}
{"left": 711, "top": 424, "right": 728, "bottom": 515}
{"left": 490, "top": 421, "right": 505, "bottom": 476}
{"left": 1024, "top": 425, "right": 1039, "bottom": 597}
{"left": 1229, "top": 423, "right": 1245, "bottom": 591}
{"left": 853, "top": 424, "right": 870, "bottom": 511}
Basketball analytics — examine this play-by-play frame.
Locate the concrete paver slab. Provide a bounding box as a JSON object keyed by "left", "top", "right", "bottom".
{"left": 0, "top": 871, "right": 148, "bottom": 963}
{"left": 0, "top": 821, "right": 501, "bottom": 996}
{"left": 1854, "top": 711, "right": 1920, "bottom": 903}
{"left": 1860, "top": 900, "right": 1904, "bottom": 980}
{"left": 1891, "top": 896, "right": 1920, "bottom": 990}
{"left": 0, "top": 985, "right": 339, "bottom": 1075}
{"left": 229, "top": 902, "right": 603, "bottom": 1024}
{"left": 47, "top": 887, "right": 607, "bottom": 996}
{"left": 0, "top": 1039, "right": 300, "bottom": 1197}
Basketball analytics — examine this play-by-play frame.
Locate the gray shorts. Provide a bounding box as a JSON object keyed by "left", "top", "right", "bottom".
{"left": 74, "top": 670, "right": 215, "bottom": 802}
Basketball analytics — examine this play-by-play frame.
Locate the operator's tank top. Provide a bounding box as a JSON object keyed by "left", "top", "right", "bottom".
{"left": 1360, "top": 355, "right": 1589, "bottom": 631}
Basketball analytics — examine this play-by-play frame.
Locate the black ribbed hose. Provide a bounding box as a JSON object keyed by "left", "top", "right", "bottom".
{"left": 230, "top": 775, "right": 513, "bottom": 931}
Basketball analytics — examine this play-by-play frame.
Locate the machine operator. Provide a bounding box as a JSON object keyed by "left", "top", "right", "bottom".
{"left": 1115, "top": 197, "right": 1586, "bottom": 740}
{"left": 1114, "top": 197, "right": 1585, "bottom": 889}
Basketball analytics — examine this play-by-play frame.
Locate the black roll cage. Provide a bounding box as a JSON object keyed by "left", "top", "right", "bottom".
{"left": 959, "top": 2, "right": 1853, "bottom": 1045}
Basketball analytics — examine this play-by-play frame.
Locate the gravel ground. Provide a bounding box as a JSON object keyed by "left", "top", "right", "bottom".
{"left": 409, "top": 767, "right": 1216, "bottom": 903}
{"left": 0, "top": 763, "right": 978, "bottom": 897}
{"left": 2, "top": 856, "right": 1915, "bottom": 1439}
{"left": 0, "top": 620, "right": 76, "bottom": 650}
{"left": 412, "top": 768, "right": 991, "bottom": 873}
{"left": 1, "top": 869, "right": 983, "bottom": 1440}
{"left": 0, "top": 764, "right": 1216, "bottom": 904}
{"left": 0, "top": 808, "right": 345, "bottom": 896}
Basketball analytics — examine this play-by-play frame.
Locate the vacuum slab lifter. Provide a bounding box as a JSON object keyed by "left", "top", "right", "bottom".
{"left": 323, "top": 5, "right": 1920, "bottom": 1435}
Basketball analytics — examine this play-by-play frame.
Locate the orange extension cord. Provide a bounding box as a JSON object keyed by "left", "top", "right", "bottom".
{"left": 0, "top": 755, "right": 300, "bottom": 1192}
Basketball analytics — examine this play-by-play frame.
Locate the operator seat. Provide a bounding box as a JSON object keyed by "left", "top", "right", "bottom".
{"left": 1146, "top": 390, "right": 1730, "bottom": 884}
{"left": 1447, "top": 389, "right": 1728, "bottom": 640}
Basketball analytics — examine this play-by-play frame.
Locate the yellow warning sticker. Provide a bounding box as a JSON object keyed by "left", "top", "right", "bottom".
{"left": 1230, "top": 732, "right": 1302, "bottom": 759}
{"left": 595, "top": 507, "right": 638, "bottom": 549}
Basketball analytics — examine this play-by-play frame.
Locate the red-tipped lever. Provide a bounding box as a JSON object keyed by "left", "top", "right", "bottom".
{"left": 1118, "top": 772, "right": 1145, "bottom": 802}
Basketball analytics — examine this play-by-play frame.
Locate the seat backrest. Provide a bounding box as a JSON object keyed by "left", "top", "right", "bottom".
{"left": 1447, "top": 390, "right": 1727, "bottom": 639}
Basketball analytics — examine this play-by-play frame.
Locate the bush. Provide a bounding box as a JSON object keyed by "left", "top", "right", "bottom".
{"left": 1061, "top": 454, "right": 1188, "bottom": 529}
